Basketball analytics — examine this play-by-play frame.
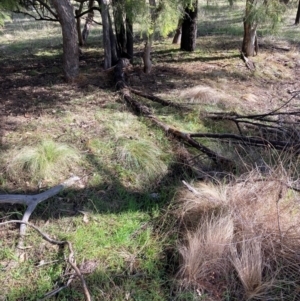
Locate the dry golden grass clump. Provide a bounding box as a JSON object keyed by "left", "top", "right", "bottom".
{"left": 179, "top": 85, "right": 229, "bottom": 105}
{"left": 175, "top": 168, "right": 300, "bottom": 300}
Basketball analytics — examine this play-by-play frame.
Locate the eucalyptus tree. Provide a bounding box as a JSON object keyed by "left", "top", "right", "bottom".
{"left": 50, "top": 0, "right": 79, "bottom": 82}
{"left": 242, "top": 0, "right": 285, "bottom": 57}
{"left": 180, "top": 0, "right": 198, "bottom": 51}
{"left": 0, "top": 0, "right": 78, "bottom": 82}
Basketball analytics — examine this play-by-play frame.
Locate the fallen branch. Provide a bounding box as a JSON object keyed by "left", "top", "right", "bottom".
{"left": 121, "top": 87, "right": 233, "bottom": 167}
{"left": 189, "top": 132, "right": 298, "bottom": 152}
{"left": 129, "top": 88, "right": 190, "bottom": 111}
{"left": 0, "top": 176, "right": 80, "bottom": 248}
{"left": 114, "top": 58, "right": 233, "bottom": 168}
{"left": 182, "top": 180, "right": 200, "bottom": 195}
{"left": 0, "top": 220, "right": 91, "bottom": 301}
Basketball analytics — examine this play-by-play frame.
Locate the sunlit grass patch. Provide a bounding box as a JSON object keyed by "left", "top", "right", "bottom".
{"left": 6, "top": 139, "right": 81, "bottom": 183}
{"left": 116, "top": 138, "right": 168, "bottom": 182}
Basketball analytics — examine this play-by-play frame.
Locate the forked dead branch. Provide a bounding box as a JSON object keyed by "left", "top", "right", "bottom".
{"left": 0, "top": 176, "right": 92, "bottom": 300}
{"left": 0, "top": 176, "right": 80, "bottom": 247}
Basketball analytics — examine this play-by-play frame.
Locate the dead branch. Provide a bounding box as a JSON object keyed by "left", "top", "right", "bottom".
{"left": 129, "top": 88, "right": 191, "bottom": 111}
{"left": 120, "top": 87, "right": 233, "bottom": 167}
{"left": 0, "top": 176, "right": 80, "bottom": 248}
{"left": 189, "top": 132, "right": 298, "bottom": 152}
{"left": 114, "top": 59, "right": 233, "bottom": 168}
{"left": 182, "top": 180, "right": 200, "bottom": 195}
{"left": 0, "top": 220, "right": 91, "bottom": 301}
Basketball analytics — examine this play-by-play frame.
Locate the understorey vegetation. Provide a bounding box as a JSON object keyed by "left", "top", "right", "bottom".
{"left": 1, "top": 0, "right": 300, "bottom": 300}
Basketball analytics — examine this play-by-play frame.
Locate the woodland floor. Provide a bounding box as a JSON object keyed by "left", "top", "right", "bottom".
{"left": 1, "top": 1, "right": 300, "bottom": 300}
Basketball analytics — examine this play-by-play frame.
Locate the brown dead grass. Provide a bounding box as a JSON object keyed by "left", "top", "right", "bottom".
{"left": 175, "top": 167, "right": 300, "bottom": 300}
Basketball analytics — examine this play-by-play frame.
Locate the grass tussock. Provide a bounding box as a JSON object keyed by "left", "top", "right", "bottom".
{"left": 179, "top": 85, "right": 230, "bottom": 105}
{"left": 175, "top": 168, "right": 300, "bottom": 300}
{"left": 6, "top": 140, "right": 81, "bottom": 183}
{"left": 116, "top": 138, "right": 168, "bottom": 182}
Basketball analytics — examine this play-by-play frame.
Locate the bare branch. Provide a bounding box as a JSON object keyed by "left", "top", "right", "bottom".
{"left": 0, "top": 176, "right": 80, "bottom": 247}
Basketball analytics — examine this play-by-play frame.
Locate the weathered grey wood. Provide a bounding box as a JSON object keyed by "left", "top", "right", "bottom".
{"left": 0, "top": 176, "right": 80, "bottom": 247}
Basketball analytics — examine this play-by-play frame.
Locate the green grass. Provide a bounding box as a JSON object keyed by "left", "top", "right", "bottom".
{"left": 6, "top": 139, "right": 81, "bottom": 183}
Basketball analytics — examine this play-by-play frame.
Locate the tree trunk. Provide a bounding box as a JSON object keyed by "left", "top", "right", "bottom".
{"left": 172, "top": 18, "right": 183, "bottom": 44}
{"left": 108, "top": 11, "right": 119, "bottom": 65}
{"left": 242, "top": 0, "right": 258, "bottom": 57}
{"left": 75, "top": 2, "right": 84, "bottom": 47}
{"left": 143, "top": 42, "right": 152, "bottom": 74}
{"left": 99, "top": 0, "right": 111, "bottom": 69}
{"left": 50, "top": 0, "right": 79, "bottom": 82}
{"left": 242, "top": 21, "right": 258, "bottom": 56}
{"left": 82, "top": 0, "right": 95, "bottom": 45}
{"left": 113, "top": 0, "right": 126, "bottom": 56}
{"left": 126, "top": 17, "right": 133, "bottom": 62}
{"left": 295, "top": 0, "right": 300, "bottom": 25}
{"left": 142, "top": 0, "right": 157, "bottom": 74}
{"left": 180, "top": 1, "right": 198, "bottom": 52}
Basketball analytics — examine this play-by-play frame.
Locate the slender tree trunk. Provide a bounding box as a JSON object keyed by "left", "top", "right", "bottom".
{"left": 108, "top": 12, "right": 119, "bottom": 65}
{"left": 113, "top": 0, "right": 126, "bottom": 56}
{"left": 242, "top": 0, "right": 258, "bottom": 57}
{"left": 126, "top": 17, "right": 133, "bottom": 62}
{"left": 99, "top": 0, "right": 111, "bottom": 69}
{"left": 295, "top": 0, "right": 300, "bottom": 25}
{"left": 75, "top": 2, "right": 84, "bottom": 46}
{"left": 180, "top": 1, "right": 198, "bottom": 52}
{"left": 172, "top": 18, "right": 183, "bottom": 44}
{"left": 143, "top": 42, "right": 152, "bottom": 74}
{"left": 82, "top": 0, "right": 95, "bottom": 45}
{"left": 142, "top": 0, "right": 157, "bottom": 74}
{"left": 50, "top": 0, "right": 79, "bottom": 82}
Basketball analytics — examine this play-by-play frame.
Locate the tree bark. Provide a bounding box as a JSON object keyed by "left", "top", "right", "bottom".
{"left": 172, "top": 18, "right": 183, "bottom": 44}
{"left": 242, "top": 0, "right": 258, "bottom": 57}
{"left": 143, "top": 42, "right": 152, "bottom": 74}
{"left": 113, "top": 0, "right": 126, "bottom": 55}
{"left": 242, "top": 20, "right": 258, "bottom": 57}
{"left": 108, "top": 11, "right": 119, "bottom": 65}
{"left": 82, "top": 0, "right": 95, "bottom": 45}
{"left": 180, "top": 1, "right": 198, "bottom": 52}
{"left": 75, "top": 2, "right": 84, "bottom": 46}
{"left": 126, "top": 17, "right": 133, "bottom": 62}
{"left": 295, "top": 0, "right": 300, "bottom": 25}
{"left": 50, "top": 0, "right": 79, "bottom": 82}
{"left": 99, "top": 0, "right": 112, "bottom": 69}
{"left": 142, "top": 0, "right": 157, "bottom": 73}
